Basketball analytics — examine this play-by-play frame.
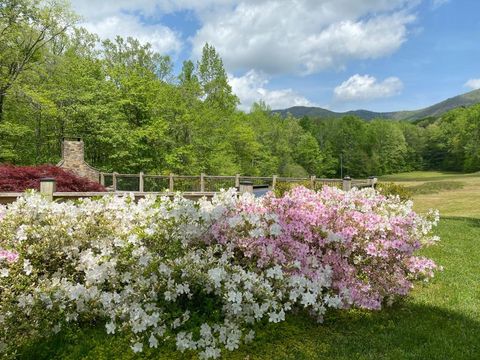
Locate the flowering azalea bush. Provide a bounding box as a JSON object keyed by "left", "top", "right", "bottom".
{"left": 213, "top": 186, "right": 439, "bottom": 309}
{"left": 0, "top": 187, "right": 439, "bottom": 358}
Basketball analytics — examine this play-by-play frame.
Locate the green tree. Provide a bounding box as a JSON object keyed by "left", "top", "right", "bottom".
{"left": 6, "top": 0, "right": 466, "bottom": 179}
{"left": 0, "top": 0, "right": 77, "bottom": 121}
{"left": 399, "top": 122, "right": 426, "bottom": 171}
{"left": 197, "top": 43, "right": 238, "bottom": 112}
{"left": 178, "top": 60, "right": 201, "bottom": 101}
{"left": 366, "top": 120, "right": 408, "bottom": 175}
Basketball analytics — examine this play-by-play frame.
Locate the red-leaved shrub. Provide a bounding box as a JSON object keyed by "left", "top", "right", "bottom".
{"left": 0, "top": 165, "right": 106, "bottom": 192}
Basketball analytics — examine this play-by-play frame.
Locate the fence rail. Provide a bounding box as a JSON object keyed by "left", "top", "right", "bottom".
{"left": 0, "top": 174, "right": 377, "bottom": 205}
{"left": 100, "top": 173, "right": 377, "bottom": 193}
{"left": 0, "top": 191, "right": 218, "bottom": 205}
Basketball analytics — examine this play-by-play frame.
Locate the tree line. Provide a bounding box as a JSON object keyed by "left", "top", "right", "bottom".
{"left": 298, "top": 103, "right": 480, "bottom": 177}
{"left": 1, "top": 0, "right": 479, "bottom": 178}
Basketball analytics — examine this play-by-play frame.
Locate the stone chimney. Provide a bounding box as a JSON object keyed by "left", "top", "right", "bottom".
{"left": 57, "top": 138, "right": 100, "bottom": 183}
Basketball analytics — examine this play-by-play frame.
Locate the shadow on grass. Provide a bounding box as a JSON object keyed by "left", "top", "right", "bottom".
{"left": 243, "top": 302, "right": 480, "bottom": 360}
{"left": 18, "top": 302, "right": 480, "bottom": 360}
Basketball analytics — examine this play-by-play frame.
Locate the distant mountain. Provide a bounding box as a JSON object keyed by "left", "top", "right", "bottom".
{"left": 272, "top": 88, "right": 480, "bottom": 121}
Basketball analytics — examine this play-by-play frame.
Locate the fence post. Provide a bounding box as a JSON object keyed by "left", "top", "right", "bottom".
{"left": 272, "top": 175, "right": 278, "bottom": 189}
{"left": 239, "top": 181, "right": 253, "bottom": 194}
{"left": 139, "top": 172, "right": 144, "bottom": 192}
{"left": 200, "top": 173, "right": 205, "bottom": 192}
{"left": 342, "top": 176, "right": 351, "bottom": 191}
{"left": 169, "top": 173, "right": 174, "bottom": 192}
{"left": 310, "top": 175, "right": 316, "bottom": 189}
{"left": 112, "top": 172, "right": 118, "bottom": 192}
{"left": 100, "top": 172, "right": 105, "bottom": 186}
{"left": 235, "top": 174, "right": 240, "bottom": 188}
{"left": 40, "top": 178, "right": 56, "bottom": 201}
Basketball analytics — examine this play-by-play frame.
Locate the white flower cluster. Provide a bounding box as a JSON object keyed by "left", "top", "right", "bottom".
{"left": 0, "top": 191, "right": 339, "bottom": 359}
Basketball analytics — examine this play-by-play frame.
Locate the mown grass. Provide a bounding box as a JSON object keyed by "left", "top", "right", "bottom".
{"left": 19, "top": 217, "right": 480, "bottom": 360}
{"left": 407, "top": 181, "right": 464, "bottom": 195}
{"left": 380, "top": 171, "right": 480, "bottom": 218}
{"left": 380, "top": 171, "right": 480, "bottom": 182}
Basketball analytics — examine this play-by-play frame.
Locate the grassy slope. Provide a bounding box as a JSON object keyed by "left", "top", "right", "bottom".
{"left": 380, "top": 171, "right": 480, "bottom": 218}
{"left": 19, "top": 171, "right": 480, "bottom": 360}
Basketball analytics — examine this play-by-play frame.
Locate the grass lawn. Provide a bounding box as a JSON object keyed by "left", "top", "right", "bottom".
{"left": 18, "top": 171, "right": 480, "bottom": 360}
{"left": 380, "top": 171, "right": 480, "bottom": 218}
{"left": 380, "top": 171, "right": 480, "bottom": 182}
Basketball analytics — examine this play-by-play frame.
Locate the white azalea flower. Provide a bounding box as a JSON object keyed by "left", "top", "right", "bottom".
{"left": 105, "top": 321, "right": 116, "bottom": 334}
{"left": 131, "top": 342, "right": 143, "bottom": 353}
{"left": 23, "top": 259, "right": 33, "bottom": 275}
{"left": 148, "top": 334, "right": 158, "bottom": 348}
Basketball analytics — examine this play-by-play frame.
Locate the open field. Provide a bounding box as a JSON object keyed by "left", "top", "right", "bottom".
{"left": 18, "top": 171, "right": 480, "bottom": 360}
{"left": 380, "top": 171, "right": 480, "bottom": 182}
{"left": 380, "top": 171, "right": 480, "bottom": 218}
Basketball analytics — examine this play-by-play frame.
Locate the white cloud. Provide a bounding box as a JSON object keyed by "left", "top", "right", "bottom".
{"left": 229, "top": 70, "right": 315, "bottom": 111}
{"left": 81, "top": 14, "right": 182, "bottom": 55}
{"left": 431, "top": 0, "right": 450, "bottom": 9}
{"left": 464, "top": 78, "right": 480, "bottom": 90}
{"left": 71, "top": 0, "right": 233, "bottom": 20}
{"left": 71, "top": 0, "right": 160, "bottom": 21}
{"left": 191, "top": 1, "right": 417, "bottom": 75}
{"left": 71, "top": 1, "right": 420, "bottom": 75}
{"left": 71, "top": 1, "right": 183, "bottom": 55}
{"left": 334, "top": 74, "right": 403, "bottom": 101}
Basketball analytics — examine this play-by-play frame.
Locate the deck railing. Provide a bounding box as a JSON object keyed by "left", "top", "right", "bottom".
{"left": 99, "top": 173, "right": 377, "bottom": 193}
{"left": 0, "top": 174, "right": 377, "bottom": 205}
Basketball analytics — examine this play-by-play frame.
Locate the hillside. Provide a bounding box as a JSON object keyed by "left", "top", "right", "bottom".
{"left": 273, "top": 88, "right": 480, "bottom": 120}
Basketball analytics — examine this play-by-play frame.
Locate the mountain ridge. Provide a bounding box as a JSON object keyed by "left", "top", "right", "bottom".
{"left": 272, "top": 88, "right": 480, "bottom": 120}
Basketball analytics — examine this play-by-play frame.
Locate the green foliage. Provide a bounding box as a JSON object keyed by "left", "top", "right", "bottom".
{"left": 0, "top": 12, "right": 328, "bottom": 178}
{"left": 298, "top": 104, "right": 480, "bottom": 177}
{"left": 429, "top": 105, "right": 480, "bottom": 172}
{"left": 376, "top": 182, "right": 412, "bottom": 201}
{"left": 273, "top": 181, "right": 312, "bottom": 197}
{"left": 0, "top": 121, "right": 33, "bottom": 162}
{"left": 197, "top": 43, "right": 238, "bottom": 112}
{"left": 272, "top": 180, "right": 340, "bottom": 197}
{"left": 0, "top": 0, "right": 78, "bottom": 121}
{"left": 1, "top": 1, "right": 480, "bottom": 178}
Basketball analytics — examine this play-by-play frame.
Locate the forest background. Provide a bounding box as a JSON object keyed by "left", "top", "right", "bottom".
{"left": 1, "top": 0, "right": 479, "bottom": 178}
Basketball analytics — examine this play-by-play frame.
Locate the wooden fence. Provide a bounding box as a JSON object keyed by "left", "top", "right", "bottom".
{"left": 99, "top": 172, "right": 376, "bottom": 193}
{"left": 0, "top": 175, "right": 377, "bottom": 205}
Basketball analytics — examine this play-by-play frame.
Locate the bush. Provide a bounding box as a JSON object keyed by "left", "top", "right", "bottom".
{"left": 273, "top": 180, "right": 341, "bottom": 197}
{"left": 0, "top": 164, "right": 106, "bottom": 192}
{"left": 273, "top": 181, "right": 312, "bottom": 197}
{"left": 376, "top": 182, "right": 412, "bottom": 201}
{"left": 0, "top": 188, "right": 439, "bottom": 359}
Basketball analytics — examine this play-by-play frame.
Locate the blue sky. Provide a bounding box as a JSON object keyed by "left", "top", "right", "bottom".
{"left": 71, "top": 0, "right": 480, "bottom": 112}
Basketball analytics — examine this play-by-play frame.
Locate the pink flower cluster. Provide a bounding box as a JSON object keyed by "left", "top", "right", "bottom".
{"left": 212, "top": 186, "right": 439, "bottom": 310}
{"left": 0, "top": 249, "right": 19, "bottom": 263}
